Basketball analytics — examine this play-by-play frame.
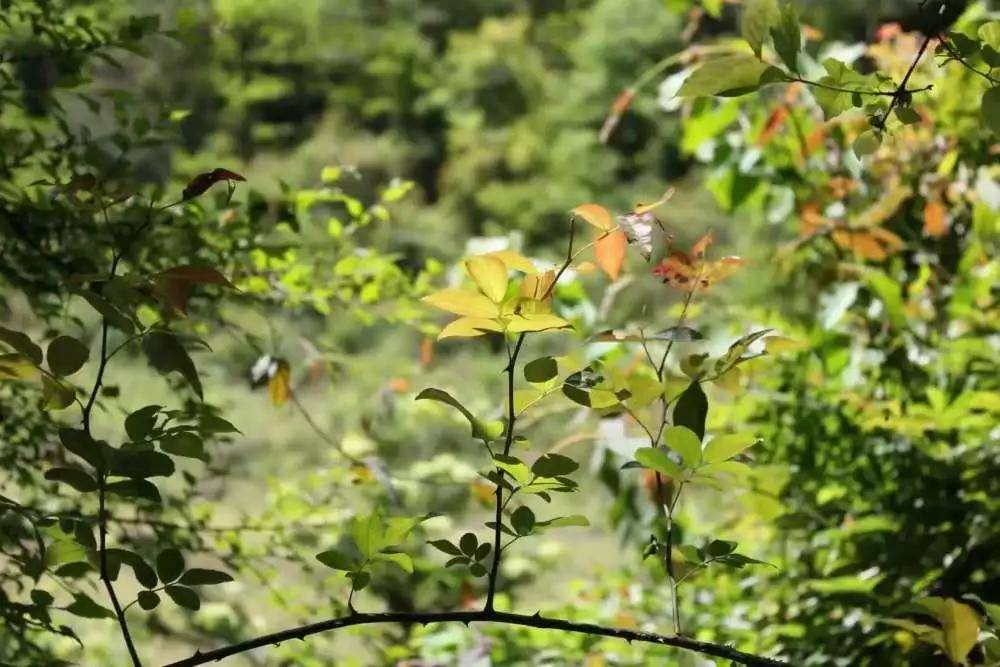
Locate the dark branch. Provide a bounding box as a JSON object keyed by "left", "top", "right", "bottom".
{"left": 162, "top": 610, "right": 787, "bottom": 667}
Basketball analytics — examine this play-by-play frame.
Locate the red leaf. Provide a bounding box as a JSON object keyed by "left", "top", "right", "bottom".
{"left": 182, "top": 168, "right": 246, "bottom": 201}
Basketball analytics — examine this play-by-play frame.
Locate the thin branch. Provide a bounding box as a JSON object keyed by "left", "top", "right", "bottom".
{"left": 874, "top": 35, "right": 933, "bottom": 130}
{"left": 937, "top": 38, "right": 999, "bottom": 85}
{"left": 163, "top": 610, "right": 786, "bottom": 667}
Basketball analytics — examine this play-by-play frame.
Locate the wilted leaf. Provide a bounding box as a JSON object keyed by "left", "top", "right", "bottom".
{"left": 616, "top": 211, "right": 658, "bottom": 260}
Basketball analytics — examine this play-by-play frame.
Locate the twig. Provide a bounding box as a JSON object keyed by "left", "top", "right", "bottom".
{"left": 874, "top": 35, "right": 933, "bottom": 130}
{"left": 163, "top": 609, "right": 786, "bottom": 667}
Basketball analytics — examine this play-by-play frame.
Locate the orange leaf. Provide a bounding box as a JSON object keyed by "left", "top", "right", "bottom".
{"left": 923, "top": 200, "right": 948, "bottom": 237}
{"left": 419, "top": 336, "right": 434, "bottom": 368}
{"left": 595, "top": 230, "right": 627, "bottom": 281}
{"left": 691, "top": 232, "right": 714, "bottom": 258}
{"left": 757, "top": 106, "right": 789, "bottom": 146}
{"left": 599, "top": 89, "right": 636, "bottom": 144}
{"left": 572, "top": 203, "right": 613, "bottom": 231}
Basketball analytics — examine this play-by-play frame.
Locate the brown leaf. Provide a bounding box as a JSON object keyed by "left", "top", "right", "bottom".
{"left": 182, "top": 168, "right": 246, "bottom": 201}
{"left": 595, "top": 230, "right": 627, "bottom": 281}
{"left": 162, "top": 265, "right": 235, "bottom": 288}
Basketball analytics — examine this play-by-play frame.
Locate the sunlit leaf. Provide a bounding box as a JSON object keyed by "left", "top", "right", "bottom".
{"left": 572, "top": 203, "right": 613, "bottom": 231}
{"left": 742, "top": 0, "right": 779, "bottom": 57}
{"left": 703, "top": 433, "right": 759, "bottom": 464}
{"left": 506, "top": 313, "right": 572, "bottom": 334}
{"left": 941, "top": 599, "right": 979, "bottom": 664}
{"left": 267, "top": 359, "right": 292, "bottom": 406}
{"left": 595, "top": 229, "right": 627, "bottom": 281}
{"left": 663, "top": 425, "right": 702, "bottom": 468}
{"left": 634, "top": 447, "right": 682, "bottom": 479}
{"left": 678, "top": 54, "right": 771, "bottom": 97}
{"left": 466, "top": 255, "right": 509, "bottom": 302}
{"left": 422, "top": 289, "right": 499, "bottom": 318}
{"left": 438, "top": 317, "right": 503, "bottom": 340}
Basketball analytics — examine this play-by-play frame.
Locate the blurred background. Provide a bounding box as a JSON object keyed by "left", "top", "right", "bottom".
{"left": 2, "top": 1, "right": 998, "bottom": 666}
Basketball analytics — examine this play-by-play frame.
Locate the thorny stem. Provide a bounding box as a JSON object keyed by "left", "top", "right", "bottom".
{"left": 485, "top": 218, "right": 576, "bottom": 612}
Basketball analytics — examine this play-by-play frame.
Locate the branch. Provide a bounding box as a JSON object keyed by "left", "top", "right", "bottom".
{"left": 162, "top": 610, "right": 786, "bottom": 667}
{"left": 874, "top": 35, "right": 933, "bottom": 130}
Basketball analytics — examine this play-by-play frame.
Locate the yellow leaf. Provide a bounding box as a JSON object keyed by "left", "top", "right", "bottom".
{"left": 0, "top": 353, "right": 39, "bottom": 381}
{"left": 268, "top": 360, "right": 292, "bottom": 406}
{"left": 941, "top": 599, "right": 979, "bottom": 664}
{"left": 572, "top": 203, "right": 613, "bottom": 231}
{"left": 520, "top": 270, "right": 556, "bottom": 302}
{"left": 438, "top": 317, "right": 504, "bottom": 340}
{"left": 487, "top": 250, "right": 536, "bottom": 274}
{"left": 633, "top": 186, "right": 675, "bottom": 215}
{"left": 923, "top": 200, "right": 949, "bottom": 238}
{"left": 466, "top": 255, "right": 509, "bottom": 302}
{"left": 764, "top": 336, "right": 806, "bottom": 353}
{"left": 506, "top": 313, "right": 572, "bottom": 333}
{"left": 595, "top": 230, "right": 627, "bottom": 281}
{"left": 422, "top": 289, "right": 499, "bottom": 318}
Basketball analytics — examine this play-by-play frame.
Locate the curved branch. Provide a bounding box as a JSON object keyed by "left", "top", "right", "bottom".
{"left": 162, "top": 610, "right": 786, "bottom": 667}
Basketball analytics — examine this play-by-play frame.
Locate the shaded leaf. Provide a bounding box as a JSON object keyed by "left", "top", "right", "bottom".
{"left": 156, "top": 549, "right": 184, "bottom": 583}
{"left": 142, "top": 332, "right": 203, "bottom": 399}
{"left": 0, "top": 327, "right": 42, "bottom": 365}
{"left": 164, "top": 585, "right": 200, "bottom": 610}
{"left": 44, "top": 468, "right": 97, "bottom": 492}
{"left": 673, "top": 382, "right": 708, "bottom": 441}
{"left": 178, "top": 569, "right": 233, "bottom": 586}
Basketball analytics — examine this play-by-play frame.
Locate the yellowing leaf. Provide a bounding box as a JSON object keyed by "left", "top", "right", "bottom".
{"left": 422, "top": 289, "right": 499, "bottom": 318}
{"left": 520, "top": 270, "right": 556, "bottom": 302}
{"left": 268, "top": 360, "right": 292, "bottom": 406}
{"left": 0, "top": 353, "right": 39, "bottom": 381}
{"left": 438, "top": 317, "right": 503, "bottom": 340}
{"left": 572, "top": 203, "right": 613, "bottom": 231}
{"left": 923, "top": 200, "right": 949, "bottom": 238}
{"left": 488, "top": 250, "right": 536, "bottom": 274}
{"left": 941, "top": 599, "right": 979, "bottom": 664}
{"left": 764, "top": 336, "right": 806, "bottom": 353}
{"left": 506, "top": 313, "right": 573, "bottom": 334}
{"left": 466, "top": 255, "right": 509, "bottom": 302}
{"left": 595, "top": 230, "right": 627, "bottom": 281}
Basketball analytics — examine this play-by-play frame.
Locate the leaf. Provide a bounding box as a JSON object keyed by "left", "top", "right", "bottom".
{"left": 524, "top": 357, "right": 558, "bottom": 383}
{"left": 316, "top": 548, "right": 357, "bottom": 571}
{"left": 428, "top": 540, "right": 462, "bottom": 556}
{"left": 706, "top": 539, "right": 738, "bottom": 557}
{"left": 44, "top": 468, "right": 97, "bottom": 492}
{"left": 505, "top": 313, "right": 572, "bottom": 334}
{"left": 161, "top": 433, "right": 207, "bottom": 460}
{"left": 75, "top": 289, "right": 135, "bottom": 335}
{"left": 771, "top": 2, "right": 801, "bottom": 72}
{"left": 0, "top": 353, "right": 39, "bottom": 381}
{"left": 531, "top": 453, "right": 579, "bottom": 478}
{"left": 941, "top": 599, "right": 979, "bottom": 664}
{"left": 125, "top": 405, "right": 161, "bottom": 442}
{"left": 164, "top": 585, "right": 200, "bottom": 611}
{"left": 466, "top": 255, "right": 509, "bottom": 303}
{"left": 66, "top": 594, "right": 114, "bottom": 619}
{"left": 106, "top": 479, "right": 161, "bottom": 503}
{"left": 142, "top": 331, "right": 203, "bottom": 399}
{"left": 673, "top": 382, "right": 708, "bottom": 441}
{"left": 459, "top": 532, "right": 479, "bottom": 556}
{"left": 742, "top": 0, "right": 779, "bottom": 57}
{"left": 416, "top": 387, "right": 492, "bottom": 440}
{"left": 923, "top": 200, "right": 948, "bottom": 238}
{"left": 438, "top": 316, "right": 503, "bottom": 340}
{"left": 42, "top": 375, "right": 75, "bottom": 410}
{"left": 572, "top": 203, "right": 613, "bottom": 231}
{"left": 0, "top": 327, "right": 42, "bottom": 365}
{"left": 156, "top": 549, "right": 185, "bottom": 583}
{"left": 663, "top": 426, "right": 702, "bottom": 468}
{"left": 58, "top": 428, "right": 109, "bottom": 469}
{"left": 267, "top": 359, "right": 292, "bottom": 406}
{"left": 511, "top": 506, "right": 535, "bottom": 536}
{"left": 535, "top": 515, "right": 589, "bottom": 530}
{"left": 703, "top": 433, "right": 759, "bottom": 464}
{"left": 493, "top": 454, "right": 532, "bottom": 484}
{"left": 984, "top": 87, "right": 1000, "bottom": 135}
{"left": 182, "top": 168, "right": 245, "bottom": 201}
{"left": 852, "top": 130, "right": 881, "bottom": 157}
{"left": 422, "top": 289, "right": 499, "bottom": 318}
{"left": 108, "top": 448, "right": 175, "bottom": 479}
{"left": 895, "top": 106, "right": 921, "bottom": 125}
{"left": 161, "top": 265, "right": 235, "bottom": 288}
{"left": 595, "top": 230, "right": 627, "bottom": 281}
{"left": 375, "top": 552, "right": 413, "bottom": 573}
{"left": 486, "top": 250, "right": 536, "bottom": 274}
{"left": 678, "top": 54, "right": 770, "bottom": 98}
{"left": 178, "top": 569, "right": 234, "bottom": 586}
{"left": 634, "top": 447, "right": 682, "bottom": 479}
{"left": 137, "top": 591, "right": 160, "bottom": 610}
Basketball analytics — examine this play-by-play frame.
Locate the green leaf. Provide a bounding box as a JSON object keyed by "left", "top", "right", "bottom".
{"left": 535, "top": 515, "right": 590, "bottom": 530}
{"left": 42, "top": 375, "right": 75, "bottom": 410}
{"left": 428, "top": 540, "right": 462, "bottom": 556}
{"left": 0, "top": 327, "right": 43, "bottom": 365}
{"left": 0, "top": 353, "right": 39, "bottom": 381}
{"left": 663, "top": 426, "right": 702, "bottom": 468}
{"left": 511, "top": 506, "right": 535, "bottom": 536}
{"left": 531, "top": 453, "right": 579, "bottom": 478}
{"left": 316, "top": 549, "right": 357, "bottom": 571}
{"left": 137, "top": 591, "right": 160, "bottom": 610}
{"left": 634, "top": 447, "right": 682, "bottom": 479}
{"left": 178, "top": 568, "right": 234, "bottom": 586}
{"left": 106, "top": 479, "right": 161, "bottom": 503}
{"left": 470, "top": 562, "right": 488, "bottom": 577}
{"left": 44, "top": 467, "right": 97, "bottom": 492}
{"left": 459, "top": 532, "right": 478, "bottom": 556}
{"left": 142, "top": 331, "right": 203, "bottom": 399}
{"left": 156, "top": 549, "right": 184, "bottom": 583}
{"left": 673, "top": 382, "right": 708, "bottom": 441}
{"left": 161, "top": 432, "right": 206, "bottom": 460}
{"left": 983, "top": 87, "right": 1000, "bottom": 135}
{"left": 352, "top": 514, "right": 386, "bottom": 557}
{"left": 46, "top": 336, "right": 89, "bottom": 376}
{"left": 474, "top": 542, "right": 492, "bottom": 560}
{"left": 941, "top": 599, "right": 979, "bottom": 664}
{"left": 703, "top": 433, "right": 759, "bottom": 464}
{"left": 678, "top": 545, "right": 703, "bottom": 564}
{"left": 678, "top": 54, "right": 771, "bottom": 98}
{"left": 106, "top": 549, "right": 157, "bottom": 588}
{"left": 493, "top": 454, "right": 532, "bottom": 484}
{"left": 895, "top": 106, "right": 921, "bottom": 125}
{"left": 75, "top": 289, "right": 135, "bottom": 335}
{"left": 66, "top": 594, "right": 115, "bottom": 619}
{"left": 741, "top": 0, "right": 779, "bottom": 57}
{"left": 416, "top": 388, "right": 493, "bottom": 440}
{"left": 125, "top": 405, "right": 161, "bottom": 442}
{"left": 108, "top": 448, "right": 175, "bottom": 479}
{"left": 31, "top": 589, "right": 54, "bottom": 606}
{"left": 524, "top": 356, "right": 558, "bottom": 383}
{"left": 58, "top": 428, "right": 109, "bottom": 469}
{"left": 770, "top": 2, "right": 800, "bottom": 72}
{"left": 705, "top": 539, "right": 738, "bottom": 557}
{"left": 164, "top": 585, "right": 200, "bottom": 611}
{"left": 853, "top": 130, "right": 881, "bottom": 157}
{"left": 375, "top": 552, "right": 413, "bottom": 573}
{"left": 347, "top": 571, "right": 371, "bottom": 591}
